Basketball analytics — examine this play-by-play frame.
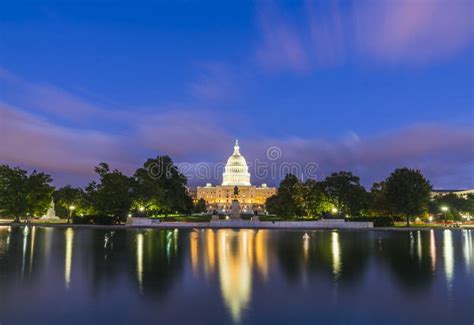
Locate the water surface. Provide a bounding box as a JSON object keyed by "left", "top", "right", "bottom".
{"left": 0, "top": 226, "right": 472, "bottom": 324}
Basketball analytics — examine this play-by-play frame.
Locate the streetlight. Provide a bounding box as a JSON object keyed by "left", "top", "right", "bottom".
{"left": 68, "top": 205, "right": 76, "bottom": 224}
{"left": 441, "top": 206, "right": 449, "bottom": 226}
{"left": 139, "top": 206, "right": 146, "bottom": 218}
{"left": 331, "top": 207, "right": 338, "bottom": 214}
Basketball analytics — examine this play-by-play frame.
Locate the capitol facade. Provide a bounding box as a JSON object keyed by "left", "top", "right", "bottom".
{"left": 197, "top": 140, "right": 276, "bottom": 214}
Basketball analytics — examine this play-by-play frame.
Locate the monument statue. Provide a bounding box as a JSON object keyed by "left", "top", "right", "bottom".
{"left": 41, "top": 198, "right": 59, "bottom": 220}
{"left": 230, "top": 186, "right": 241, "bottom": 220}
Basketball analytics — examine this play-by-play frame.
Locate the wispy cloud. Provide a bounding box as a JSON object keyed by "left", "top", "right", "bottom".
{"left": 138, "top": 109, "right": 233, "bottom": 160}
{"left": 1, "top": 48, "right": 471, "bottom": 189}
{"left": 256, "top": 4, "right": 310, "bottom": 72}
{"left": 154, "top": 114, "right": 474, "bottom": 188}
{"left": 354, "top": 0, "right": 474, "bottom": 65}
{"left": 0, "top": 67, "right": 107, "bottom": 120}
{"left": 255, "top": 0, "right": 473, "bottom": 72}
{"left": 190, "top": 62, "right": 235, "bottom": 101}
{"left": 1, "top": 92, "right": 472, "bottom": 188}
{"left": 0, "top": 102, "right": 135, "bottom": 177}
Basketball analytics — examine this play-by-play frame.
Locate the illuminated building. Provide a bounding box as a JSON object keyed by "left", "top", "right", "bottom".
{"left": 431, "top": 189, "right": 474, "bottom": 198}
{"left": 196, "top": 140, "right": 276, "bottom": 214}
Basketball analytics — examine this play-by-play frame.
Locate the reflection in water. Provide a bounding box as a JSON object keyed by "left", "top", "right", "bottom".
{"left": 0, "top": 226, "right": 11, "bottom": 257}
{"left": 331, "top": 231, "right": 341, "bottom": 278}
{"left": 190, "top": 231, "right": 199, "bottom": 275}
{"left": 190, "top": 229, "right": 269, "bottom": 323}
{"left": 218, "top": 230, "right": 252, "bottom": 323}
{"left": 136, "top": 232, "right": 144, "bottom": 293}
{"left": 303, "top": 235, "right": 309, "bottom": 264}
{"left": 65, "top": 228, "right": 74, "bottom": 289}
{"left": 463, "top": 230, "right": 472, "bottom": 273}
{"left": 416, "top": 231, "right": 422, "bottom": 261}
{"left": 21, "top": 226, "right": 29, "bottom": 278}
{"left": 206, "top": 229, "right": 216, "bottom": 275}
{"left": 255, "top": 231, "right": 268, "bottom": 281}
{"left": 430, "top": 230, "right": 436, "bottom": 272}
{"left": 29, "top": 226, "right": 36, "bottom": 275}
{"left": 443, "top": 230, "right": 454, "bottom": 288}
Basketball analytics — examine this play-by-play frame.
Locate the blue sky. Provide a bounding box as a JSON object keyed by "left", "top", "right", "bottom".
{"left": 1, "top": 0, "right": 473, "bottom": 188}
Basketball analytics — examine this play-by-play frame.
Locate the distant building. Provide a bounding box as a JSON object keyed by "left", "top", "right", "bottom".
{"left": 197, "top": 140, "right": 276, "bottom": 214}
{"left": 431, "top": 189, "right": 474, "bottom": 198}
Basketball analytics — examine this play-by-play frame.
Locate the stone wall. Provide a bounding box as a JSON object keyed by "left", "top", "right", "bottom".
{"left": 127, "top": 217, "right": 373, "bottom": 229}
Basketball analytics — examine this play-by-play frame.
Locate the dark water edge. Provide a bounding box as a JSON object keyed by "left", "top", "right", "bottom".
{"left": 0, "top": 226, "right": 472, "bottom": 324}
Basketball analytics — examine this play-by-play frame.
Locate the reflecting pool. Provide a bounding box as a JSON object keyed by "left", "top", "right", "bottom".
{"left": 0, "top": 227, "right": 472, "bottom": 324}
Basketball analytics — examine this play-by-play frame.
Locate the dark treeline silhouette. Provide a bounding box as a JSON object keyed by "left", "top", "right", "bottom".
{"left": 1, "top": 161, "right": 472, "bottom": 226}
{"left": 266, "top": 168, "right": 473, "bottom": 226}
{"left": 0, "top": 156, "right": 193, "bottom": 224}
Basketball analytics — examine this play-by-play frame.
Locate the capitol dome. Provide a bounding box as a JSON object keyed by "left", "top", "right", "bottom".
{"left": 222, "top": 140, "right": 251, "bottom": 186}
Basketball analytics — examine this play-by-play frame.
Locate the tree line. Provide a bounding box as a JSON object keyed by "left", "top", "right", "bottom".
{"left": 266, "top": 168, "right": 474, "bottom": 226}
{"left": 1, "top": 159, "right": 472, "bottom": 226}
{"left": 0, "top": 156, "right": 194, "bottom": 223}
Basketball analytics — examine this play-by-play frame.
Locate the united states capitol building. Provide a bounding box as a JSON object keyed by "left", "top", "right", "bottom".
{"left": 197, "top": 140, "right": 276, "bottom": 214}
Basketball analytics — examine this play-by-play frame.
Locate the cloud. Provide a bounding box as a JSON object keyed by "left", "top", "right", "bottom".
{"left": 255, "top": 0, "right": 474, "bottom": 72}
{"left": 137, "top": 109, "right": 233, "bottom": 160}
{"left": 306, "top": 0, "right": 346, "bottom": 67}
{"left": 190, "top": 62, "right": 235, "bottom": 101}
{"left": 0, "top": 102, "right": 134, "bottom": 179}
{"left": 0, "top": 67, "right": 109, "bottom": 120}
{"left": 353, "top": 0, "right": 474, "bottom": 64}
{"left": 159, "top": 116, "right": 474, "bottom": 188}
{"left": 1, "top": 94, "right": 472, "bottom": 189}
{"left": 1, "top": 62, "right": 471, "bottom": 189}
{"left": 255, "top": 4, "right": 310, "bottom": 72}
{"left": 278, "top": 124, "right": 474, "bottom": 188}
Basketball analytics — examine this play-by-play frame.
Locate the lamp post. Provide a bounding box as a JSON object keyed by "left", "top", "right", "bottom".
{"left": 68, "top": 205, "right": 76, "bottom": 224}
{"left": 441, "top": 206, "right": 448, "bottom": 226}
{"left": 139, "top": 206, "right": 146, "bottom": 218}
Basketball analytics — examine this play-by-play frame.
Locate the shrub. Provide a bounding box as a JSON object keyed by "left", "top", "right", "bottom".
{"left": 72, "top": 215, "right": 92, "bottom": 224}
{"left": 91, "top": 215, "right": 115, "bottom": 225}
{"left": 72, "top": 215, "right": 118, "bottom": 225}
{"left": 346, "top": 216, "right": 394, "bottom": 227}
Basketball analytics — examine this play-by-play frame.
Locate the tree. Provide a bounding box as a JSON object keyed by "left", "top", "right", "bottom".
{"left": 465, "top": 194, "right": 474, "bottom": 217}
{"left": 429, "top": 193, "right": 471, "bottom": 221}
{"left": 86, "top": 163, "right": 133, "bottom": 222}
{"left": 54, "top": 185, "right": 85, "bottom": 222}
{"left": 26, "top": 171, "right": 54, "bottom": 217}
{"left": 266, "top": 174, "right": 303, "bottom": 217}
{"left": 193, "top": 198, "right": 207, "bottom": 213}
{"left": 367, "top": 182, "right": 391, "bottom": 217}
{"left": 322, "top": 171, "right": 368, "bottom": 217}
{"left": 384, "top": 168, "right": 432, "bottom": 226}
{"left": 0, "top": 165, "right": 54, "bottom": 223}
{"left": 132, "top": 156, "right": 192, "bottom": 216}
{"left": 294, "top": 179, "right": 332, "bottom": 218}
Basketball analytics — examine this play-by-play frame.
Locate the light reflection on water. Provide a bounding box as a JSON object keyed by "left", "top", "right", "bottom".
{"left": 136, "top": 232, "right": 144, "bottom": 293}
{"left": 463, "top": 229, "right": 473, "bottom": 273}
{"left": 331, "top": 231, "right": 341, "bottom": 278}
{"left": 430, "top": 229, "right": 437, "bottom": 271}
{"left": 65, "top": 228, "right": 74, "bottom": 289}
{"left": 0, "top": 227, "right": 472, "bottom": 324}
{"left": 189, "top": 230, "right": 268, "bottom": 322}
{"left": 443, "top": 229, "right": 454, "bottom": 288}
